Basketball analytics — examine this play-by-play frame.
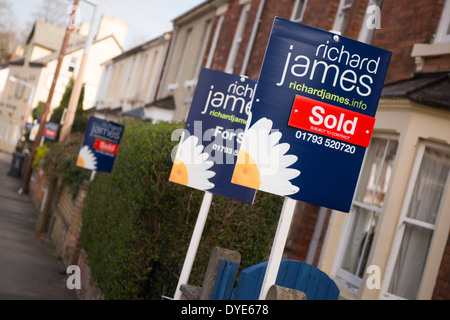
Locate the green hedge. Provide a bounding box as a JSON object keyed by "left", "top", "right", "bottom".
{"left": 80, "top": 120, "right": 283, "bottom": 300}
{"left": 40, "top": 132, "right": 91, "bottom": 198}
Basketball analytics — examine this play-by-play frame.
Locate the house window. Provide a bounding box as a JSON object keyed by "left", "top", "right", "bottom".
{"left": 332, "top": 0, "right": 352, "bottom": 34}
{"left": 225, "top": 4, "right": 250, "bottom": 74}
{"left": 291, "top": 0, "right": 308, "bottom": 22}
{"left": 196, "top": 19, "right": 212, "bottom": 78}
{"left": 68, "top": 56, "right": 77, "bottom": 73}
{"left": 169, "top": 28, "right": 192, "bottom": 92}
{"left": 435, "top": 0, "right": 450, "bottom": 43}
{"left": 14, "top": 78, "right": 26, "bottom": 99}
{"left": 0, "top": 119, "right": 6, "bottom": 139}
{"left": 358, "top": 0, "right": 384, "bottom": 44}
{"left": 382, "top": 142, "right": 450, "bottom": 299}
{"left": 336, "top": 137, "right": 398, "bottom": 290}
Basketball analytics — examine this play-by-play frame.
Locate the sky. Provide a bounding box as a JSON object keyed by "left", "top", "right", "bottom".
{"left": 9, "top": 0, "right": 206, "bottom": 50}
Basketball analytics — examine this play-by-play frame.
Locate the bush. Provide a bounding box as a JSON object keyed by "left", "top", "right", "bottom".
{"left": 33, "top": 144, "right": 49, "bottom": 169}
{"left": 41, "top": 132, "right": 91, "bottom": 198}
{"left": 80, "top": 120, "right": 283, "bottom": 300}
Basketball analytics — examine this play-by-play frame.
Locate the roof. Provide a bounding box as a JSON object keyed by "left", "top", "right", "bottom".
{"left": 9, "top": 35, "right": 120, "bottom": 67}
{"left": 121, "top": 107, "right": 144, "bottom": 119}
{"left": 26, "top": 20, "right": 86, "bottom": 52}
{"left": 381, "top": 72, "right": 450, "bottom": 111}
{"left": 171, "top": 0, "right": 224, "bottom": 25}
{"left": 34, "top": 35, "right": 119, "bottom": 64}
{"left": 111, "top": 32, "right": 171, "bottom": 64}
{"left": 8, "top": 59, "right": 46, "bottom": 68}
{"left": 144, "top": 96, "right": 175, "bottom": 110}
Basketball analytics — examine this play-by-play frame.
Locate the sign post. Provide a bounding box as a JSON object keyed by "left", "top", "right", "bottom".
{"left": 173, "top": 191, "right": 213, "bottom": 300}
{"left": 259, "top": 197, "right": 297, "bottom": 300}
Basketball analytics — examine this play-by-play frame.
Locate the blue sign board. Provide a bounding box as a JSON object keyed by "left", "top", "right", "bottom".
{"left": 28, "top": 120, "right": 59, "bottom": 141}
{"left": 232, "top": 18, "right": 391, "bottom": 212}
{"left": 76, "top": 116, "right": 124, "bottom": 173}
{"left": 43, "top": 121, "right": 59, "bottom": 140}
{"left": 170, "top": 68, "right": 256, "bottom": 204}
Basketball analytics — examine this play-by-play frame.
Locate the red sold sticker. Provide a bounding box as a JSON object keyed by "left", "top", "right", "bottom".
{"left": 93, "top": 139, "right": 119, "bottom": 154}
{"left": 288, "top": 95, "right": 375, "bottom": 147}
{"left": 43, "top": 129, "right": 57, "bottom": 139}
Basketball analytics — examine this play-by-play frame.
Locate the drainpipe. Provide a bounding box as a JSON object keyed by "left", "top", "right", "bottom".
{"left": 305, "top": 206, "right": 328, "bottom": 265}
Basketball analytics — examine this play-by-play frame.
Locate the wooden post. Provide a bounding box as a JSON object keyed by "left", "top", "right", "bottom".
{"left": 59, "top": 1, "right": 100, "bottom": 142}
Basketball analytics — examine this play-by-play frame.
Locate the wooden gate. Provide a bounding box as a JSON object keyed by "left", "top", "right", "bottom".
{"left": 230, "top": 259, "right": 340, "bottom": 300}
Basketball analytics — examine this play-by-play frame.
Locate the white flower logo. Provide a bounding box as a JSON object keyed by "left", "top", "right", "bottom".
{"left": 232, "top": 117, "right": 300, "bottom": 196}
{"left": 76, "top": 146, "right": 97, "bottom": 170}
{"left": 169, "top": 135, "right": 215, "bottom": 190}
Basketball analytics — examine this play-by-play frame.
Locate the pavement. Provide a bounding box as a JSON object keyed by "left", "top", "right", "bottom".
{"left": 0, "top": 151, "right": 77, "bottom": 300}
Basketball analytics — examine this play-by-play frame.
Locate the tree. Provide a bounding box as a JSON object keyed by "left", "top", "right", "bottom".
{"left": 0, "top": 0, "right": 14, "bottom": 32}
{"left": 0, "top": 0, "right": 18, "bottom": 64}
{"left": 32, "top": 0, "right": 71, "bottom": 28}
{"left": 49, "top": 77, "right": 87, "bottom": 140}
{"left": 32, "top": 101, "right": 46, "bottom": 120}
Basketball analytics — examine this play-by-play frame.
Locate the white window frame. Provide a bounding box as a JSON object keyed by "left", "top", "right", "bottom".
{"left": 291, "top": 0, "right": 308, "bottom": 22}
{"left": 332, "top": 135, "right": 398, "bottom": 294}
{"left": 332, "top": 0, "right": 352, "bottom": 34}
{"left": 169, "top": 28, "right": 192, "bottom": 93}
{"left": 206, "top": 14, "right": 225, "bottom": 69}
{"left": 185, "top": 18, "right": 213, "bottom": 92}
{"left": 15, "top": 81, "right": 25, "bottom": 99}
{"left": 380, "top": 141, "right": 450, "bottom": 300}
{"left": 68, "top": 56, "right": 77, "bottom": 73}
{"left": 225, "top": 3, "right": 250, "bottom": 74}
{"left": 194, "top": 19, "right": 213, "bottom": 80}
{"left": 435, "top": 0, "right": 450, "bottom": 43}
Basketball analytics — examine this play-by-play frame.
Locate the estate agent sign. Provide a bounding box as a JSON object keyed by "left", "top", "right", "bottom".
{"left": 76, "top": 116, "right": 124, "bottom": 173}
{"left": 170, "top": 68, "right": 256, "bottom": 204}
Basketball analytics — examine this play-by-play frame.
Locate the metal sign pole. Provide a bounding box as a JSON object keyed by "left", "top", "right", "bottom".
{"left": 173, "top": 191, "right": 213, "bottom": 300}
{"left": 259, "top": 197, "right": 297, "bottom": 300}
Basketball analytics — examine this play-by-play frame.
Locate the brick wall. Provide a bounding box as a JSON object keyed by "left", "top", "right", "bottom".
{"left": 243, "top": 0, "right": 294, "bottom": 79}
{"left": 210, "top": 0, "right": 449, "bottom": 83}
{"left": 62, "top": 180, "right": 89, "bottom": 266}
{"left": 76, "top": 249, "right": 104, "bottom": 300}
{"left": 283, "top": 202, "right": 331, "bottom": 266}
{"left": 209, "top": 0, "right": 296, "bottom": 78}
{"left": 47, "top": 181, "right": 89, "bottom": 267}
{"left": 371, "top": 0, "right": 445, "bottom": 83}
{"left": 284, "top": 202, "right": 319, "bottom": 261}
{"left": 422, "top": 55, "right": 450, "bottom": 73}
{"left": 432, "top": 232, "right": 450, "bottom": 300}
{"left": 209, "top": 0, "right": 242, "bottom": 72}
{"left": 48, "top": 181, "right": 104, "bottom": 299}
{"left": 30, "top": 166, "right": 47, "bottom": 209}
{"left": 30, "top": 170, "right": 104, "bottom": 299}
{"left": 302, "top": 0, "right": 338, "bottom": 32}
{"left": 48, "top": 186, "right": 73, "bottom": 259}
